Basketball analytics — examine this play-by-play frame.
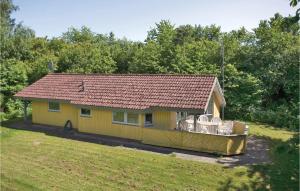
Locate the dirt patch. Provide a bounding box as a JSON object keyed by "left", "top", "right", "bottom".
{"left": 217, "top": 136, "right": 271, "bottom": 167}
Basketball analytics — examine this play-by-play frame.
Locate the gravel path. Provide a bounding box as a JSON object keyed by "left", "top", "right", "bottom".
{"left": 8, "top": 121, "right": 271, "bottom": 167}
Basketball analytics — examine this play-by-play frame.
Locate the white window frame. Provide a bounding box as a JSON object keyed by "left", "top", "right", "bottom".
{"left": 112, "top": 111, "right": 125, "bottom": 123}
{"left": 48, "top": 102, "right": 60, "bottom": 112}
{"left": 112, "top": 111, "right": 139, "bottom": 125}
{"left": 80, "top": 108, "right": 91, "bottom": 117}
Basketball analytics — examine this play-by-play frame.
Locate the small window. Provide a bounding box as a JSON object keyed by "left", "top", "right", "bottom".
{"left": 145, "top": 113, "right": 153, "bottom": 126}
{"left": 113, "top": 111, "right": 125, "bottom": 123}
{"left": 127, "top": 113, "right": 139, "bottom": 124}
{"left": 80, "top": 108, "right": 91, "bottom": 117}
{"left": 48, "top": 102, "right": 60, "bottom": 112}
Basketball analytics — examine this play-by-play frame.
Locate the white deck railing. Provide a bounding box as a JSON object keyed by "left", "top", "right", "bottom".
{"left": 177, "top": 119, "right": 247, "bottom": 135}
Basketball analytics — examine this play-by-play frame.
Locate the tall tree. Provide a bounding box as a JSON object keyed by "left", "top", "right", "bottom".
{"left": 57, "top": 43, "right": 116, "bottom": 74}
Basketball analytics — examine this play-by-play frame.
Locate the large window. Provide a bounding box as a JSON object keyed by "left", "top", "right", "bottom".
{"left": 48, "top": 102, "right": 60, "bottom": 112}
{"left": 80, "top": 108, "right": 91, "bottom": 117}
{"left": 144, "top": 113, "right": 153, "bottom": 127}
{"left": 112, "top": 111, "right": 139, "bottom": 125}
{"left": 127, "top": 113, "right": 139, "bottom": 124}
{"left": 113, "top": 111, "right": 125, "bottom": 122}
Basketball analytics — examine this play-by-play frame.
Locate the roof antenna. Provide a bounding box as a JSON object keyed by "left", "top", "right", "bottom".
{"left": 221, "top": 38, "right": 225, "bottom": 120}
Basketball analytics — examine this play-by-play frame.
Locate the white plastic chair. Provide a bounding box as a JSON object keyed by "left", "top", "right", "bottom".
{"left": 211, "top": 117, "right": 222, "bottom": 124}
{"left": 211, "top": 117, "right": 222, "bottom": 134}
{"left": 220, "top": 121, "right": 233, "bottom": 135}
{"left": 196, "top": 115, "right": 209, "bottom": 133}
{"left": 198, "top": 115, "right": 209, "bottom": 122}
{"left": 196, "top": 122, "right": 208, "bottom": 133}
{"left": 178, "top": 120, "right": 188, "bottom": 131}
{"left": 186, "top": 115, "right": 194, "bottom": 121}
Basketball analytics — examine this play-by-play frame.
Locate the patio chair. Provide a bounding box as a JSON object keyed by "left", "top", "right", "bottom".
{"left": 197, "top": 115, "right": 209, "bottom": 133}
{"left": 196, "top": 122, "right": 208, "bottom": 133}
{"left": 218, "top": 121, "right": 233, "bottom": 135}
{"left": 186, "top": 115, "right": 194, "bottom": 120}
{"left": 211, "top": 117, "right": 222, "bottom": 124}
{"left": 178, "top": 119, "right": 189, "bottom": 131}
{"left": 225, "top": 121, "right": 233, "bottom": 133}
{"left": 196, "top": 115, "right": 209, "bottom": 133}
{"left": 198, "top": 115, "right": 209, "bottom": 122}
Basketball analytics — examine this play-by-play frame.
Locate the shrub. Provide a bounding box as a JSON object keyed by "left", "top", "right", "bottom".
{"left": 249, "top": 107, "right": 299, "bottom": 130}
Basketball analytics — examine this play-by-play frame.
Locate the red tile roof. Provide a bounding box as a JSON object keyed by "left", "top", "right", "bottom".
{"left": 15, "top": 74, "right": 218, "bottom": 111}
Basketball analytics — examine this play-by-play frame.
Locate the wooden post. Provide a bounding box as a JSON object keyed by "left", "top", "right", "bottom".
{"left": 23, "top": 100, "right": 28, "bottom": 122}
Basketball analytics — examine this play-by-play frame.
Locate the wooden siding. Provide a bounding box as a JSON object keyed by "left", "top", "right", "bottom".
{"left": 77, "top": 109, "right": 176, "bottom": 139}
{"left": 213, "top": 92, "right": 221, "bottom": 118}
{"left": 77, "top": 109, "right": 143, "bottom": 140}
{"left": 32, "top": 101, "right": 176, "bottom": 138}
{"left": 153, "top": 111, "right": 177, "bottom": 130}
{"left": 32, "top": 101, "right": 78, "bottom": 128}
{"left": 142, "top": 128, "right": 246, "bottom": 155}
{"left": 31, "top": 101, "right": 246, "bottom": 155}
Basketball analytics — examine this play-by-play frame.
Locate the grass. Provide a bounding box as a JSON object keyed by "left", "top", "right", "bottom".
{"left": 245, "top": 122, "right": 299, "bottom": 191}
{"left": 1, "top": 121, "right": 299, "bottom": 191}
{"left": 248, "top": 122, "right": 295, "bottom": 141}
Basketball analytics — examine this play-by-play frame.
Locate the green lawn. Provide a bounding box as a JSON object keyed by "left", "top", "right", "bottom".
{"left": 0, "top": 121, "right": 298, "bottom": 191}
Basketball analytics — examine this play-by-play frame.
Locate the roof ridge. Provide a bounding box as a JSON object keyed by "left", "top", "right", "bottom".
{"left": 48, "top": 73, "right": 217, "bottom": 77}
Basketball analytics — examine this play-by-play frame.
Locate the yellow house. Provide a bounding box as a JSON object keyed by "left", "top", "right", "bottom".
{"left": 15, "top": 74, "right": 247, "bottom": 155}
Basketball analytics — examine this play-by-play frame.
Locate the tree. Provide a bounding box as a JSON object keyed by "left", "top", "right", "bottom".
{"left": 57, "top": 43, "right": 116, "bottom": 73}
{"left": 174, "top": 24, "right": 195, "bottom": 45}
{"left": 0, "top": 0, "right": 18, "bottom": 33}
{"left": 171, "top": 41, "right": 220, "bottom": 74}
{"left": 62, "top": 26, "right": 94, "bottom": 43}
{"left": 109, "top": 39, "right": 139, "bottom": 73}
{"left": 0, "top": 59, "right": 27, "bottom": 112}
{"left": 224, "top": 64, "right": 263, "bottom": 119}
{"left": 250, "top": 14, "right": 299, "bottom": 107}
{"left": 194, "top": 25, "right": 221, "bottom": 41}
{"left": 129, "top": 41, "right": 164, "bottom": 73}
{"left": 290, "top": 0, "right": 299, "bottom": 6}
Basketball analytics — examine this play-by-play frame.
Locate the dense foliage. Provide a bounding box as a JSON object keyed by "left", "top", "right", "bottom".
{"left": 0, "top": 0, "right": 299, "bottom": 128}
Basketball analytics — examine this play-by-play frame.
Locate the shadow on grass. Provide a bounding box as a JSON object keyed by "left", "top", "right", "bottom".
{"left": 217, "top": 133, "right": 299, "bottom": 191}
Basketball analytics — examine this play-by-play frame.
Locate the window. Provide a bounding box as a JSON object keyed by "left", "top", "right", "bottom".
{"left": 127, "top": 113, "right": 139, "bottom": 124}
{"left": 80, "top": 108, "right": 91, "bottom": 117}
{"left": 48, "top": 102, "right": 60, "bottom": 112}
{"left": 112, "top": 111, "right": 139, "bottom": 125}
{"left": 176, "top": 112, "right": 187, "bottom": 122}
{"left": 113, "top": 111, "right": 125, "bottom": 123}
{"left": 145, "top": 113, "right": 153, "bottom": 127}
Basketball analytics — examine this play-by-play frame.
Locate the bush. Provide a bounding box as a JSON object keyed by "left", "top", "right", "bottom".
{"left": 0, "top": 112, "right": 8, "bottom": 122}
{"left": 249, "top": 107, "right": 299, "bottom": 130}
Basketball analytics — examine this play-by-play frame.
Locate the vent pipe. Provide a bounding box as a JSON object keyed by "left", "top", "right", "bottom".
{"left": 81, "top": 81, "right": 85, "bottom": 92}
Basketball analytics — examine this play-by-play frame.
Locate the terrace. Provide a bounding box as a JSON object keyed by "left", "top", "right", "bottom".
{"left": 141, "top": 114, "right": 248, "bottom": 156}
{"left": 177, "top": 115, "right": 248, "bottom": 135}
